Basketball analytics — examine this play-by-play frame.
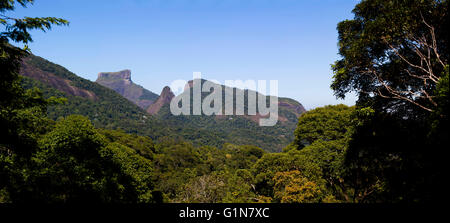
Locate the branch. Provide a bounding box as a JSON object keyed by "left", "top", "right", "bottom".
{"left": 365, "top": 67, "right": 434, "bottom": 112}
{"left": 372, "top": 17, "right": 448, "bottom": 112}
{"left": 421, "top": 12, "right": 446, "bottom": 68}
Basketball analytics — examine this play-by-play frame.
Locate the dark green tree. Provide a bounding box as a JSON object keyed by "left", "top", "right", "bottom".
{"left": 290, "top": 104, "right": 354, "bottom": 150}
{"left": 24, "top": 116, "right": 155, "bottom": 203}
{"left": 286, "top": 105, "right": 356, "bottom": 202}
{"left": 332, "top": 0, "right": 448, "bottom": 114}
{"left": 331, "top": 0, "right": 448, "bottom": 202}
{"left": 1, "top": 0, "right": 68, "bottom": 117}
{"left": 1, "top": 0, "right": 68, "bottom": 202}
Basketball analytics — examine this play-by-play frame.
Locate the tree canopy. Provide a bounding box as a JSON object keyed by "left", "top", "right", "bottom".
{"left": 1, "top": 0, "right": 448, "bottom": 204}
{"left": 332, "top": 0, "right": 448, "bottom": 114}
{"left": 331, "top": 0, "right": 449, "bottom": 202}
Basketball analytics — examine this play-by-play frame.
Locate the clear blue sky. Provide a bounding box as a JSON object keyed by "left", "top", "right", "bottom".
{"left": 10, "top": 0, "right": 358, "bottom": 109}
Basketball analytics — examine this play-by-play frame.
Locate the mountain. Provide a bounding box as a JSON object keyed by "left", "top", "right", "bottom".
{"left": 147, "top": 86, "right": 175, "bottom": 115}
{"left": 19, "top": 54, "right": 306, "bottom": 152}
{"left": 19, "top": 54, "right": 170, "bottom": 139}
{"left": 20, "top": 57, "right": 97, "bottom": 100}
{"left": 96, "top": 70, "right": 159, "bottom": 109}
{"left": 146, "top": 80, "right": 306, "bottom": 152}
{"left": 151, "top": 79, "right": 305, "bottom": 123}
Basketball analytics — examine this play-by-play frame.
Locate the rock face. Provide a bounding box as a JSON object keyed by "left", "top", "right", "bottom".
{"left": 96, "top": 70, "right": 159, "bottom": 109}
{"left": 181, "top": 79, "right": 306, "bottom": 123}
{"left": 98, "top": 70, "right": 132, "bottom": 83}
{"left": 278, "top": 99, "right": 307, "bottom": 117}
{"left": 147, "top": 86, "right": 175, "bottom": 115}
{"left": 149, "top": 79, "right": 307, "bottom": 152}
{"left": 18, "top": 54, "right": 308, "bottom": 152}
{"left": 20, "top": 58, "right": 97, "bottom": 100}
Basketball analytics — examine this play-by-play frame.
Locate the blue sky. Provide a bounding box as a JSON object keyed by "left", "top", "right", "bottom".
{"left": 10, "top": 0, "right": 358, "bottom": 109}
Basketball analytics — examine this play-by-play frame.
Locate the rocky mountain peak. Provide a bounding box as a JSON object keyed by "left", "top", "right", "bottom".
{"left": 96, "top": 69, "right": 159, "bottom": 109}
{"left": 97, "top": 69, "right": 132, "bottom": 82}
{"left": 160, "top": 86, "right": 175, "bottom": 102}
{"left": 147, "top": 86, "right": 175, "bottom": 115}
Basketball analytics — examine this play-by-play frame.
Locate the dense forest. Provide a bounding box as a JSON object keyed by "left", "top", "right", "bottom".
{"left": 20, "top": 54, "right": 172, "bottom": 139}
{"left": 1, "top": 0, "right": 448, "bottom": 203}
{"left": 21, "top": 54, "right": 305, "bottom": 152}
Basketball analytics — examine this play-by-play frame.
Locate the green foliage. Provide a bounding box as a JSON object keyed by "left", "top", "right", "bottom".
{"left": 430, "top": 66, "right": 449, "bottom": 137}
{"left": 21, "top": 55, "right": 301, "bottom": 152}
{"left": 1, "top": 0, "right": 68, "bottom": 202}
{"left": 155, "top": 101, "right": 298, "bottom": 152}
{"left": 273, "top": 170, "right": 329, "bottom": 203}
{"left": 98, "top": 129, "right": 155, "bottom": 160}
{"left": 177, "top": 170, "right": 256, "bottom": 203}
{"left": 176, "top": 173, "right": 227, "bottom": 203}
{"left": 298, "top": 139, "right": 350, "bottom": 202}
{"left": 100, "top": 143, "right": 156, "bottom": 203}
{"left": 149, "top": 140, "right": 269, "bottom": 203}
{"left": 1, "top": 3, "right": 161, "bottom": 203}
{"left": 291, "top": 104, "right": 354, "bottom": 150}
{"left": 252, "top": 150, "right": 324, "bottom": 199}
{"left": 332, "top": 0, "right": 448, "bottom": 114}
{"left": 148, "top": 80, "right": 304, "bottom": 152}
{"left": 139, "top": 87, "right": 160, "bottom": 101}
{"left": 1, "top": 0, "right": 68, "bottom": 46}
{"left": 21, "top": 54, "right": 171, "bottom": 140}
{"left": 222, "top": 144, "right": 265, "bottom": 169}
{"left": 2, "top": 0, "right": 448, "bottom": 204}
{"left": 329, "top": 0, "right": 449, "bottom": 203}
{"left": 249, "top": 104, "right": 360, "bottom": 202}
{"left": 31, "top": 115, "right": 110, "bottom": 202}
{"left": 12, "top": 115, "right": 156, "bottom": 203}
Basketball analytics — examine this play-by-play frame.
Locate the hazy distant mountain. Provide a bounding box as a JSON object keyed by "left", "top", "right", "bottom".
{"left": 96, "top": 70, "right": 159, "bottom": 109}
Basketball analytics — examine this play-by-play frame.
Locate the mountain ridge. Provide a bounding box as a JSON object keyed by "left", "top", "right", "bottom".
{"left": 19, "top": 54, "right": 170, "bottom": 140}
{"left": 145, "top": 79, "right": 306, "bottom": 151}
{"left": 20, "top": 54, "right": 306, "bottom": 152}
{"left": 96, "top": 70, "right": 159, "bottom": 109}
{"left": 147, "top": 86, "right": 175, "bottom": 115}
{"left": 152, "top": 79, "right": 306, "bottom": 124}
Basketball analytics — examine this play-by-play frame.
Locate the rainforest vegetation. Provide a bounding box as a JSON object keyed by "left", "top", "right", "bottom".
{"left": 1, "top": 0, "right": 448, "bottom": 203}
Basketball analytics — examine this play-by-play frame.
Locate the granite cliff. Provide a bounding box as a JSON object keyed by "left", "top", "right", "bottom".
{"left": 96, "top": 70, "right": 159, "bottom": 109}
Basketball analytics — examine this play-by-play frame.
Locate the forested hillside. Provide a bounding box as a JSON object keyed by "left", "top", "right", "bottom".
{"left": 20, "top": 54, "right": 171, "bottom": 139}
{"left": 149, "top": 80, "right": 305, "bottom": 152}
{"left": 1, "top": 0, "right": 448, "bottom": 204}
{"left": 20, "top": 55, "right": 305, "bottom": 151}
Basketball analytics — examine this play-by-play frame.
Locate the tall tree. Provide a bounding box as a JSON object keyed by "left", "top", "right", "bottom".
{"left": 332, "top": 0, "right": 448, "bottom": 114}
{"left": 331, "top": 0, "right": 448, "bottom": 202}
{"left": 1, "top": 0, "right": 68, "bottom": 154}
{"left": 1, "top": 0, "right": 67, "bottom": 202}
{"left": 290, "top": 104, "right": 354, "bottom": 150}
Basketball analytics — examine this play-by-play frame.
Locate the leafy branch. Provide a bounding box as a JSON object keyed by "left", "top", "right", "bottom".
{"left": 1, "top": 0, "right": 69, "bottom": 48}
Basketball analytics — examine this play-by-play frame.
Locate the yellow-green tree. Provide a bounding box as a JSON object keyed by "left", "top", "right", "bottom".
{"left": 273, "top": 170, "right": 331, "bottom": 203}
